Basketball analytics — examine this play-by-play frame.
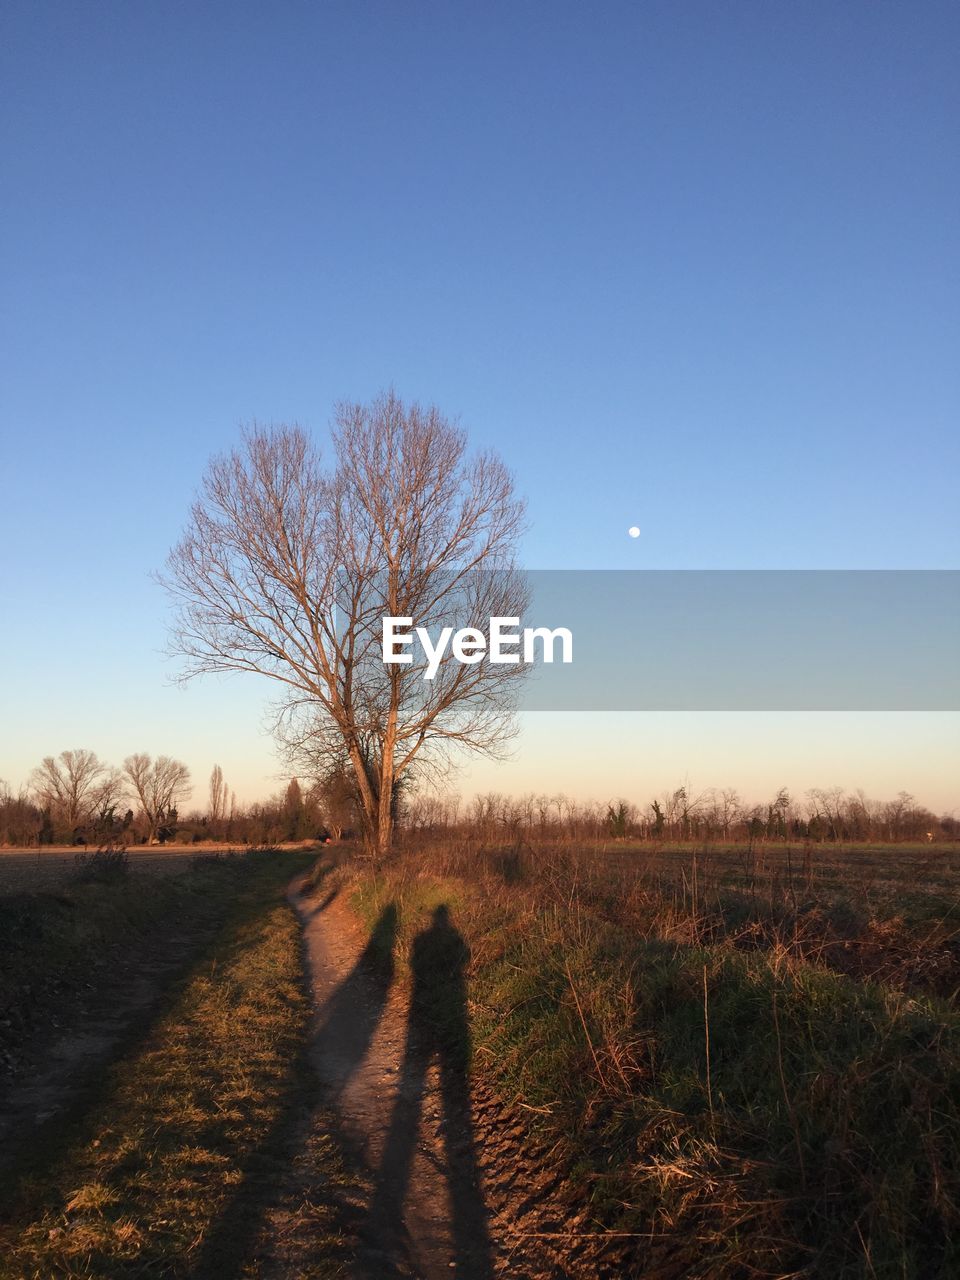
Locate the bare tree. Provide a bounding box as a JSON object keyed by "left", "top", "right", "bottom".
{"left": 30, "top": 749, "right": 119, "bottom": 833}
{"left": 882, "top": 790, "right": 915, "bottom": 841}
{"left": 807, "top": 786, "right": 846, "bottom": 841}
{"left": 123, "top": 753, "right": 192, "bottom": 842}
{"left": 208, "top": 764, "right": 226, "bottom": 825}
{"left": 163, "top": 391, "right": 528, "bottom": 855}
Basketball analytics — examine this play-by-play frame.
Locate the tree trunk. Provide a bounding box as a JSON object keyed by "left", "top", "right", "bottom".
{"left": 345, "top": 735, "right": 379, "bottom": 849}
{"left": 376, "top": 716, "right": 398, "bottom": 857}
{"left": 376, "top": 771, "right": 394, "bottom": 857}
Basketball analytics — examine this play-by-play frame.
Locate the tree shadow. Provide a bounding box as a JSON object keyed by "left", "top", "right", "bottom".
{"left": 295, "top": 857, "right": 346, "bottom": 921}
{"left": 0, "top": 879, "right": 257, "bottom": 1203}
{"left": 302, "top": 884, "right": 340, "bottom": 918}
{"left": 368, "top": 904, "right": 492, "bottom": 1278}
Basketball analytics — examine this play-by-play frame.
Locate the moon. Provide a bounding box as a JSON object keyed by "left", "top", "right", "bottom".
{"left": 628, "top": 526, "right": 640, "bottom": 538}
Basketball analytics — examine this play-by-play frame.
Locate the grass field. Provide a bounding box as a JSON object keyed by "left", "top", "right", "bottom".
{"left": 2, "top": 837, "right": 957, "bottom": 1277}
{"left": 498, "top": 838, "right": 960, "bottom": 998}
{"left": 347, "top": 836, "right": 960, "bottom": 1278}
{"left": 0, "top": 848, "right": 360, "bottom": 1279}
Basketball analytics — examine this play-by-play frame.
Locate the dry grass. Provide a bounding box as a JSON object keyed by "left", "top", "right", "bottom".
{"left": 347, "top": 836, "right": 960, "bottom": 1279}
{"left": 0, "top": 852, "right": 356, "bottom": 1279}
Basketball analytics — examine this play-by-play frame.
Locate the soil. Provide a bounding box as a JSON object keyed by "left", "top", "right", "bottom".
{"left": 252, "top": 872, "right": 632, "bottom": 1280}
{"left": 0, "top": 864, "right": 636, "bottom": 1277}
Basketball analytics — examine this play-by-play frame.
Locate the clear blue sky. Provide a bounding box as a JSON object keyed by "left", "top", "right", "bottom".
{"left": 1, "top": 2, "right": 957, "bottom": 811}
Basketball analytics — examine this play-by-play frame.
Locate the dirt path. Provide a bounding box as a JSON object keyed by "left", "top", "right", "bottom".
{"left": 273, "top": 871, "right": 629, "bottom": 1280}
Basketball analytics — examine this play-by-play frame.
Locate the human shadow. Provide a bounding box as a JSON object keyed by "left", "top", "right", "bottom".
{"left": 188, "top": 902, "right": 399, "bottom": 1277}
{"left": 368, "top": 905, "right": 492, "bottom": 1278}
{"left": 311, "top": 901, "right": 398, "bottom": 1100}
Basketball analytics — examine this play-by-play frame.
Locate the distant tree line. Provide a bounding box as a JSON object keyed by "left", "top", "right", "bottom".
{"left": 0, "top": 755, "right": 954, "bottom": 848}
{"left": 0, "top": 749, "right": 193, "bottom": 847}
{"left": 403, "top": 785, "right": 958, "bottom": 845}
{"left": 0, "top": 749, "right": 362, "bottom": 848}
{"left": 195, "top": 771, "right": 359, "bottom": 847}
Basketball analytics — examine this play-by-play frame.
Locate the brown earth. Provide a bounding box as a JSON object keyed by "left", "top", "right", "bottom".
{"left": 0, "top": 859, "right": 634, "bottom": 1277}
{"left": 245, "top": 871, "right": 632, "bottom": 1279}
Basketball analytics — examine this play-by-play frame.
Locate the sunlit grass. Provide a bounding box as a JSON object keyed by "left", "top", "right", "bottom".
{"left": 0, "top": 853, "right": 353, "bottom": 1279}
{"left": 349, "top": 844, "right": 960, "bottom": 1279}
